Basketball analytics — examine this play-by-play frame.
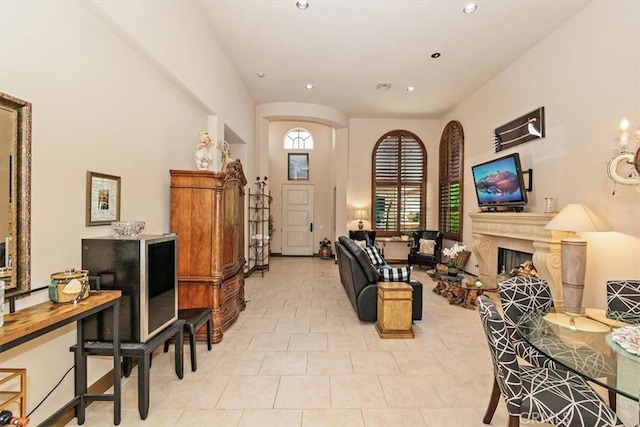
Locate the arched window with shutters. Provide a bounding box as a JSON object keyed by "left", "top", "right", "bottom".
{"left": 372, "top": 130, "right": 426, "bottom": 236}
{"left": 438, "top": 121, "right": 464, "bottom": 241}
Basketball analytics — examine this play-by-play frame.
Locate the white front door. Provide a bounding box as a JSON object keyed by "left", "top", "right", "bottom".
{"left": 282, "top": 184, "right": 314, "bottom": 256}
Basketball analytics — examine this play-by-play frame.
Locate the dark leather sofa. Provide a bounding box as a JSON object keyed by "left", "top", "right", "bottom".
{"left": 335, "top": 236, "right": 423, "bottom": 322}
{"left": 407, "top": 230, "right": 443, "bottom": 269}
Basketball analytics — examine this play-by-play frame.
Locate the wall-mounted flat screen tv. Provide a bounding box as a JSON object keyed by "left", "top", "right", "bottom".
{"left": 471, "top": 153, "right": 528, "bottom": 210}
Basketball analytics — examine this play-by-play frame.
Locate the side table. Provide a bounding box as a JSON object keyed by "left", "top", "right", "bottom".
{"left": 376, "top": 281, "right": 414, "bottom": 339}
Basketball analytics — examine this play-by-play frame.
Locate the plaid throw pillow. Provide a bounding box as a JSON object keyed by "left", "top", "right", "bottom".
{"left": 364, "top": 246, "right": 385, "bottom": 266}
{"left": 378, "top": 266, "right": 412, "bottom": 282}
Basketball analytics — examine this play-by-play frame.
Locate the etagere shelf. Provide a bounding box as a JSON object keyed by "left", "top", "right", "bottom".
{"left": 248, "top": 185, "right": 272, "bottom": 277}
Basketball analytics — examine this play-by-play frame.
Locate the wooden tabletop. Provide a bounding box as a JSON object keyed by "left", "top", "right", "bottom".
{"left": 377, "top": 281, "right": 412, "bottom": 291}
{"left": 0, "top": 290, "right": 121, "bottom": 349}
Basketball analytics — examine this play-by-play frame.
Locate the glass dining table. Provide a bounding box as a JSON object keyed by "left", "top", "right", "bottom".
{"left": 516, "top": 307, "right": 640, "bottom": 424}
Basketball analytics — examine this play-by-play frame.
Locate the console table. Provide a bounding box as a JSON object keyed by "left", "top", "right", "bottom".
{"left": 375, "top": 238, "right": 410, "bottom": 263}
{"left": 0, "top": 291, "right": 122, "bottom": 426}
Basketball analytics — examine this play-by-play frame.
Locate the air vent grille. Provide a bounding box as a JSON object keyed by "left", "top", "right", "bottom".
{"left": 376, "top": 83, "right": 393, "bottom": 91}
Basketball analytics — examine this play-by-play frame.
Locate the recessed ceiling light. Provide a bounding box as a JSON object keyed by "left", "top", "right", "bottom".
{"left": 431, "top": 52, "right": 441, "bottom": 59}
{"left": 257, "top": 71, "right": 265, "bottom": 78}
{"left": 463, "top": 3, "right": 477, "bottom": 14}
{"left": 305, "top": 84, "right": 314, "bottom": 90}
{"left": 406, "top": 86, "right": 415, "bottom": 92}
{"left": 296, "top": 1, "right": 309, "bottom": 10}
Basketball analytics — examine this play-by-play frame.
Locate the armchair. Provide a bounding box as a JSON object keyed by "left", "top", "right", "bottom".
{"left": 407, "top": 230, "right": 442, "bottom": 269}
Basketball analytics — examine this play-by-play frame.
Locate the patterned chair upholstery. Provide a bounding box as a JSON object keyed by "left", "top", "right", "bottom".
{"left": 500, "top": 277, "right": 616, "bottom": 374}
{"left": 497, "top": 276, "right": 616, "bottom": 414}
{"left": 477, "top": 296, "right": 623, "bottom": 427}
{"left": 498, "top": 276, "right": 556, "bottom": 368}
{"left": 606, "top": 279, "right": 640, "bottom": 324}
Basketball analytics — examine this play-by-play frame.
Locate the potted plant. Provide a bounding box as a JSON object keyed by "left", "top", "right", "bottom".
{"left": 442, "top": 243, "right": 467, "bottom": 276}
{"left": 318, "top": 238, "right": 333, "bottom": 259}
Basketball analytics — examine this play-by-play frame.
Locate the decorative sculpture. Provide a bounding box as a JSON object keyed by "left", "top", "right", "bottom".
{"left": 195, "top": 131, "right": 213, "bottom": 170}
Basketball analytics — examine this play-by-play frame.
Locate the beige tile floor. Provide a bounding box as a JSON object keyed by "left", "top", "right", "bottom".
{"left": 68, "top": 256, "right": 617, "bottom": 426}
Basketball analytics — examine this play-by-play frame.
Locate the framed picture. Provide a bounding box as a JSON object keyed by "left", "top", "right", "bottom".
{"left": 86, "top": 171, "right": 121, "bottom": 226}
{"left": 288, "top": 153, "right": 309, "bottom": 181}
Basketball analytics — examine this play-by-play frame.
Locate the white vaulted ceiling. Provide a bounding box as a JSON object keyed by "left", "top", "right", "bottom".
{"left": 199, "top": 0, "right": 591, "bottom": 119}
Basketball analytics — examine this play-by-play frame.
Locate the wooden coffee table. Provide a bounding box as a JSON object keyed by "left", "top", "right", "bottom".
{"left": 427, "top": 270, "right": 496, "bottom": 310}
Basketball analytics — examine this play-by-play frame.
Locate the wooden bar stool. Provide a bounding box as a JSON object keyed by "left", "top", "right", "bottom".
{"left": 164, "top": 307, "right": 213, "bottom": 371}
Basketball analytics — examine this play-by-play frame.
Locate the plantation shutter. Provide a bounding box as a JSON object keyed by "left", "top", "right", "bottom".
{"left": 373, "top": 130, "right": 426, "bottom": 236}
{"left": 439, "top": 121, "right": 464, "bottom": 241}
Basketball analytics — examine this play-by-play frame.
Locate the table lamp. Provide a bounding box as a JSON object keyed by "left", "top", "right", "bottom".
{"left": 544, "top": 204, "right": 610, "bottom": 310}
{"left": 354, "top": 209, "right": 369, "bottom": 230}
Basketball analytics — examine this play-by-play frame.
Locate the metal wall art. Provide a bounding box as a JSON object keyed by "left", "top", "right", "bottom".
{"left": 494, "top": 107, "right": 545, "bottom": 152}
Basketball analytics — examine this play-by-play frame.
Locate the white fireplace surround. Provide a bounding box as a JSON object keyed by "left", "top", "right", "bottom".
{"left": 470, "top": 212, "right": 570, "bottom": 304}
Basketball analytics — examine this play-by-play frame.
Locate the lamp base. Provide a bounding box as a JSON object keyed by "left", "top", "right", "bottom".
{"left": 561, "top": 239, "right": 587, "bottom": 309}
{"left": 357, "top": 221, "right": 364, "bottom": 230}
{"left": 562, "top": 283, "right": 585, "bottom": 312}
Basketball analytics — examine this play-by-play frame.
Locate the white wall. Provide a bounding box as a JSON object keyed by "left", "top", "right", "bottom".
{"left": 442, "top": 1, "right": 640, "bottom": 308}
{"left": 84, "top": 0, "right": 256, "bottom": 148}
{"left": 0, "top": 1, "right": 256, "bottom": 423}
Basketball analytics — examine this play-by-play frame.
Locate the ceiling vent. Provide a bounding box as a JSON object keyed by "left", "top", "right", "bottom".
{"left": 376, "top": 83, "right": 393, "bottom": 91}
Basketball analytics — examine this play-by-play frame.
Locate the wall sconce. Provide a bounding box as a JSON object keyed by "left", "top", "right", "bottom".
{"left": 544, "top": 204, "right": 610, "bottom": 309}
{"left": 354, "top": 209, "right": 369, "bottom": 230}
{"left": 608, "top": 117, "right": 640, "bottom": 194}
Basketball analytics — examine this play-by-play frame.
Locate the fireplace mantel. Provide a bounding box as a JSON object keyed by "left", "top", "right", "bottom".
{"left": 469, "top": 212, "right": 569, "bottom": 304}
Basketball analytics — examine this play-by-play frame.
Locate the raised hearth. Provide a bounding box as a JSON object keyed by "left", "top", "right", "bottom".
{"left": 470, "top": 212, "right": 569, "bottom": 304}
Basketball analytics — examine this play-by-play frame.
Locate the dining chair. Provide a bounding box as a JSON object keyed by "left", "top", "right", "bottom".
{"left": 606, "top": 279, "right": 640, "bottom": 324}
{"left": 477, "top": 295, "right": 624, "bottom": 427}
{"left": 490, "top": 275, "right": 617, "bottom": 421}
{"left": 498, "top": 276, "right": 555, "bottom": 367}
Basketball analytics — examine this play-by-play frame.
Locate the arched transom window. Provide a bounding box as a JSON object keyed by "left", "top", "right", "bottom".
{"left": 372, "top": 130, "right": 426, "bottom": 236}
{"left": 284, "top": 128, "right": 314, "bottom": 150}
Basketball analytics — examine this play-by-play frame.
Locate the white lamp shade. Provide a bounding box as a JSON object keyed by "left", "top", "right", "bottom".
{"left": 544, "top": 204, "right": 610, "bottom": 233}
{"left": 354, "top": 209, "right": 369, "bottom": 221}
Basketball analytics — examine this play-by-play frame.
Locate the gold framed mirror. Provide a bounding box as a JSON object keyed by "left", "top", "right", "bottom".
{"left": 0, "top": 92, "right": 31, "bottom": 292}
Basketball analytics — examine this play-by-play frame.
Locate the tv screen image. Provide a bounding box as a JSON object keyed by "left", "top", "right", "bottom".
{"left": 472, "top": 153, "right": 527, "bottom": 207}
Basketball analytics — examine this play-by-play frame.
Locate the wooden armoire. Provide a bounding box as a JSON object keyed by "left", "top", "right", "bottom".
{"left": 170, "top": 161, "right": 247, "bottom": 343}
